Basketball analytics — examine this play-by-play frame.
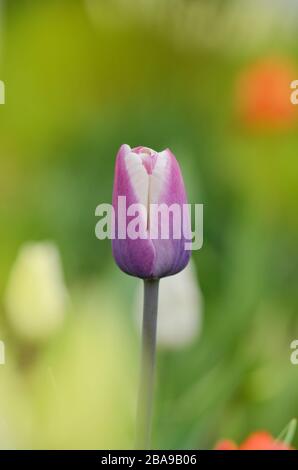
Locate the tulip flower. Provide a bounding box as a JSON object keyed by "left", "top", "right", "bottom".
{"left": 215, "top": 432, "right": 293, "bottom": 450}
{"left": 111, "top": 144, "right": 191, "bottom": 449}
{"left": 236, "top": 58, "right": 296, "bottom": 130}
{"left": 112, "top": 144, "right": 191, "bottom": 279}
{"left": 215, "top": 420, "right": 297, "bottom": 450}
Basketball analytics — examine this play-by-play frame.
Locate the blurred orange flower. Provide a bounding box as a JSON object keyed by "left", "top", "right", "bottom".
{"left": 215, "top": 431, "right": 293, "bottom": 450}
{"left": 236, "top": 58, "right": 297, "bottom": 129}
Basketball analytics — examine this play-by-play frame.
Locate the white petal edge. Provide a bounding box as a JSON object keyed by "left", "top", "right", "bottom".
{"left": 150, "top": 151, "right": 170, "bottom": 204}
{"left": 125, "top": 151, "right": 149, "bottom": 208}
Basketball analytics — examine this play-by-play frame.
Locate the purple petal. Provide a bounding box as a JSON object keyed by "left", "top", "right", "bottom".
{"left": 112, "top": 145, "right": 156, "bottom": 278}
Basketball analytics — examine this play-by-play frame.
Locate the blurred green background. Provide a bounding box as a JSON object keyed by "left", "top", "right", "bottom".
{"left": 1, "top": 0, "right": 298, "bottom": 449}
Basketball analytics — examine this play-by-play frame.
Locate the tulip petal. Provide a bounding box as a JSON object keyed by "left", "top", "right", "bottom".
{"left": 125, "top": 151, "right": 150, "bottom": 210}
{"left": 150, "top": 149, "right": 191, "bottom": 278}
{"left": 149, "top": 151, "right": 169, "bottom": 205}
{"left": 112, "top": 144, "right": 156, "bottom": 278}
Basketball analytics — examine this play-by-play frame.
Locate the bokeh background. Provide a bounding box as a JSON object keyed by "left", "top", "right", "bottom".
{"left": 1, "top": 0, "right": 298, "bottom": 449}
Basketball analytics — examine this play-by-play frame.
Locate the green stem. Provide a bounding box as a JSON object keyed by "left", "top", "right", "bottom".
{"left": 135, "top": 278, "right": 160, "bottom": 450}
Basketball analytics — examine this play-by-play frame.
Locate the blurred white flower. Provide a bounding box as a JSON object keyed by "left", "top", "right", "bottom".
{"left": 135, "top": 261, "right": 203, "bottom": 349}
{"left": 5, "top": 242, "right": 68, "bottom": 342}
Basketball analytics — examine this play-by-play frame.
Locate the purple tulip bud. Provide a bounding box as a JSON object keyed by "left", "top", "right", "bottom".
{"left": 112, "top": 144, "right": 191, "bottom": 279}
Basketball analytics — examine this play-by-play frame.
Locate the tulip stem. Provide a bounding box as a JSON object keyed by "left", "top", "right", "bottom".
{"left": 135, "top": 278, "right": 160, "bottom": 450}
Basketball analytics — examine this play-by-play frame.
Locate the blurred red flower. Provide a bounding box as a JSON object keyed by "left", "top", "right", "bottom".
{"left": 215, "top": 431, "right": 293, "bottom": 450}
{"left": 236, "top": 58, "right": 297, "bottom": 129}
